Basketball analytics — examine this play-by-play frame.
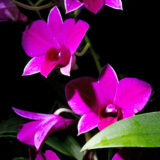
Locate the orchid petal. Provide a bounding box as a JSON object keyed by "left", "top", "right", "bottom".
{"left": 99, "top": 64, "right": 118, "bottom": 107}
{"left": 40, "top": 57, "right": 57, "bottom": 78}
{"left": 22, "top": 57, "right": 44, "bottom": 76}
{"left": 12, "top": 107, "right": 51, "bottom": 120}
{"left": 60, "top": 56, "right": 72, "bottom": 76}
{"left": 44, "top": 150, "right": 60, "bottom": 160}
{"left": 48, "top": 6, "right": 63, "bottom": 44}
{"left": 35, "top": 152, "right": 44, "bottom": 160}
{"left": 78, "top": 112, "right": 98, "bottom": 135}
{"left": 60, "top": 54, "right": 78, "bottom": 76}
{"left": 98, "top": 114, "right": 118, "bottom": 130}
{"left": 65, "top": 77, "right": 105, "bottom": 115}
{"left": 34, "top": 117, "right": 58, "bottom": 150}
{"left": 34, "top": 116, "right": 73, "bottom": 150}
{"left": 83, "top": 0, "right": 103, "bottom": 14}
{"left": 121, "top": 110, "right": 134, "bottom": 119}
{"left": 17, "top": 120, "right": 43, "bottom": 146}
{"left": 71, "top": 54, "right": 78, "bottom": 70}
{"left": 63, "top": 19, "right": 89, "bottom": 54}
{"left": 112, "top": 152, "right": 124, "bottom": 160}
{"left": 114, "top": 78, "right": 151, "bottom": 115}
{"left": 64, "top": 0, "right": 83, "bottom": 13}
{"left": 104, "top": 0, "right": 123, "bottom": 10}
{"left": 22, "top": 20, "right": 60, "bottom": 57}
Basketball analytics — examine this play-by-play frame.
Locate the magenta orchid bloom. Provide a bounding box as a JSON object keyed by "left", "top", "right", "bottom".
{"left": 12, "top": 107, "right": 73, "bottom": 150}
{"left": 0, "top": 0, "right": 27, "bottom": 22}
{"left": 22, "top": 6, "right": 89, "bottom": 78}
{"left": 65, "top": 64, "right": 151, "bottom": 135}
{"left": 35, "top": 150, "right": 60, "bottom": 160}
{"left": 64, "top": 0, "right": 123, "bottom": 14}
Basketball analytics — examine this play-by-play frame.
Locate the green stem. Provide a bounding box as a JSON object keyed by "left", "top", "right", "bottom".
{"left": 13, "top": 0, "right": 54, "bottom": 11}
{"left": 84, "top": 35, "right": 101, "bottom": 72}
{"left": 75, "top": 42, "right": 90, "bottom": 56}
{"left": 35, "top": 0, "right": 45, "bottom": 6}
{"left": 73, "top": 9, "right": 79, "bottom": 17}
{"left": 84, "top": 132, "right": 92, "bottom": 142}
{"left": 26, "top": 0, "right": 43, "bottom": 19}
{"left": 108, "top": 148, "right": 114, "bottom": 160}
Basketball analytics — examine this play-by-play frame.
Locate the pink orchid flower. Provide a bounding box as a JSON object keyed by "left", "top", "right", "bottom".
{"left": 0, "top": 0, "right": 27, "bottom": 22}
{"left": 64, "top": 0, "right": 123, "bottom": 14}
{"left": 12, "top": 107, "right": 73, "bottom": 150}
{"left": 35, "top": 150, "right": 60, "bottom": 160}
{"left": 65, "top": 64, "right": 151, "bottom": 135}
{"left": 22, "top": 6, "right": 89, "bottom": 78}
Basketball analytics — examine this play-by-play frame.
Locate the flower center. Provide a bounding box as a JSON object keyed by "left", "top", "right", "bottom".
{"left": 46, "top": 48, "right": 60, "bottom": 61}
{"left": 101, "top": 104, "right": 120, "bottom": 118}
{"left": 45, "top": 47, "right": 71, "bottom": 68}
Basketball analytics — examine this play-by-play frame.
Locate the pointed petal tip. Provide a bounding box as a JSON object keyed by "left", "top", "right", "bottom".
{"left": 35, "top": 140, "right": 41, "bottom": 151}
{"left": 22, "top": 71, "right": 29, "bottom": 76}
{"left": 12, "top": 106, "right": 16, "bottom": 112}
{"left": 12, "top": 107, "right": 20, "bottom": 114}
{"left": 104, "top": 0, "right": 123, "bottom": 10}
{"left": 48, "top": 5, "right": 61, "bottom": 21}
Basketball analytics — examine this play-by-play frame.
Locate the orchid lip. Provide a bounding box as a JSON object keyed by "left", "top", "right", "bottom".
{"left": 46, "top": 48, "right": 60, "bottom": 61}
{"left": 101, "top": 104, "right": 119, "bottom": 118}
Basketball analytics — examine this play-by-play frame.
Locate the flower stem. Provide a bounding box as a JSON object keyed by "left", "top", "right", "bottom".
{"left": 26, "top": 0, "right": 43, "bottom": 19}
{"left": 84, "top": 35, "right": 101, "bottom": 72}
{"left": 13, "top": 0, "right": 54, "bottom": 11}
{"left": 75, "top": 42, "right": 90, "bottom": 56}
{"left": 108, "top": 148, "right": 114, "bottom": 160}
{"left": 54, "top": 108, "right": 74, "bottom": 115}
{"left": 35, "top": 0, "right": 45, "bottom": 6}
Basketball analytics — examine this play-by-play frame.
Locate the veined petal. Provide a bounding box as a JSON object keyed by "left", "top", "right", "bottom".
{"left": 99, "top": 64, "right": 118, "bottom": 107}
{"left": 64, "top": 0, "right": 83, "bottom": 13}
{"left": 22, "top": 20, "right": 60, "bottom": 57}
{"left": 104, "top": 0, "right": 123, "bottom": 10}
{"left": 114, "top": 78, "right": 151, "bottom": 115}
{"left": 12, "top": 107, "right": 51, "bottom": 120}
{"left": 48, "top": 6, "right": 63, "bottom": 44}
{"left": 34, "top": 117, "right": 58, "bottom": 150}
{"left": 65, "top": 77, "right": 105, "bottom": 115}
{"left": 83, "top": 0, "right": 103, "bottom": 14}
{"left": 22, "top": 57, "right": 43, "bottom": 76}
{"left": 35, "top": 116, "right": 73, "bottom": 150}
{"left": 62, "top": 19, "right": 89, "bottom": 55}
{"left": 44, "top": 150, "right": 60, "bottom": 160}
{"left": 78, "top": 112, "right": 98, "bottom": 135}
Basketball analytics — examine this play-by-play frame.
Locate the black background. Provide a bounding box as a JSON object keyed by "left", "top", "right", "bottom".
{"left": 0, "top": 0, "right": 160, "bottom": 159}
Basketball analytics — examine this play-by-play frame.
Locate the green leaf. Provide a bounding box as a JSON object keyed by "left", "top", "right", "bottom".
{"left": 46, "top": 135, "right": 83, "bottom": 160}
{"left": 0, "top": 117, "right": 26, "bottom": 134}
{"left": 12, "top": 157, "right": 28, "bottom": 160}
{"left": 81, "top": 112, "right": 160, "bottom": 151}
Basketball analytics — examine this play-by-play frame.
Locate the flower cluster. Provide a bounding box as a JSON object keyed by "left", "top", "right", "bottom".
{"left": 1, "top": 0, "right": 154, "bottom": 159}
